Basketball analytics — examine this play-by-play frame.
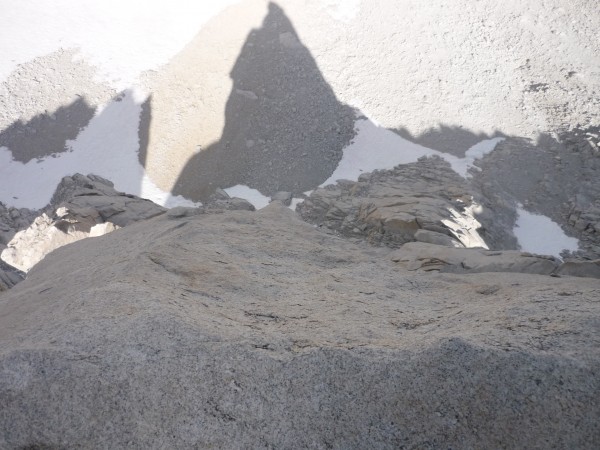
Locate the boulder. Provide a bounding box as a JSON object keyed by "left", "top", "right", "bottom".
{"left": 49, "top": 173, "right": 166, "bottom": 227}
{"left": 210, "top": 188, "right": 231, "bottom": 201}
{"left": 271, "top": 191, "right": 293, "bottom": 206}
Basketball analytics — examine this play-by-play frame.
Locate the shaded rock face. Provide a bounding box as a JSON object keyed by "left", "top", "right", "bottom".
{"left": 473, "top": 128, "right": 600, "bottom": 259}
{"left": 298, "top": 156, "right": 514, "bottom": 250}
{"left": 48, "top": 173, "right": 167, "bottom": 228}
{"left": 0, "top": 204, "right": 599, "bottom": 448}
{"left": 0, "top": 202, "right": 37, "bottom": 250}
{"left": 1, "top": 173, "right": 166, "bottom": 273}
{"left": 0, "top": 259, "right": 24, "bottom": 291}
{"left": 560, "top": 128, "right": 600, "bottom": 258}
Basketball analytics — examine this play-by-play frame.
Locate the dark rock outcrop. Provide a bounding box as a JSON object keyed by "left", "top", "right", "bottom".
{"left": 48, "top": 173, "right": 167, "bottom": 228}
{"left": 1, "top": 174, "right": 167, "bottom": 273}
{"left": 0, "top": 259, "right": 24, "bottom": 291}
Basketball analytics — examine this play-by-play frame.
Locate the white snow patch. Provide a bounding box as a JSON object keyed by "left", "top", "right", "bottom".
{"left": 321, "top": 119, "right": 438, "bottom": 186}
{"left": 0, "top": 0, "right": 240, "bottom": 87}
{"left": 289, "top": 198, "right": 304, "bottom": 210}
{"left": 140, "top": 176, "right": 199, "bottom": 209}
{"left": 514, "top": 207, "right": 579, "bottom": 258}
{"left": 224, "top": 185, "right": 270, "bottom": 210}
{"left": 0, "top": 90, "right": 196, "bottom": 210}
{"left": 322, "top": 118, "right": 504, "bottom": 187}
{"left": 447, "top": 137, "right": 505, "bottom": 178}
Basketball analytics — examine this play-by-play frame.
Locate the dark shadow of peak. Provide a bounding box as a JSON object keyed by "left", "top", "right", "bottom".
{"left": 0, "top": 97, "right": 96, "bottom": 163}
{"left": 172, "top": 2, "right": 356, "bottom": 203}
{"left": 393, "top": 125, "right": 506, "bottom": 158}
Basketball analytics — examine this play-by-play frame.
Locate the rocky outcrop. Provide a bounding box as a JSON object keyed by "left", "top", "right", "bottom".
{"left": 0, "top": 203, "right": 598, "bottom": 448}
{"left": 298, "top": 156, "right": 512, "bottom": 250}
{"left": 1, "top": 175, "right": 263, "bottom": 277}
{"left": 1, "top": 174, "right": 166, "bottom": 273}
{"left": 204, "top": 188, "right": 256, "bottom": 212}
{"left": 270, "top": 191, "right": 293, "bottom": 206}
{"left": 47, "top": 173, "right": 167, "bottom": 228}
{"left": 413, "top": 229, "right": 463, "bottom": 248}
{"left": 562, "top": 128, "right": 600, "bottom": 258}
{"left": 473, "top": 128, "right": 600, "bottom": 260}
{"left": 391, "top": 241, "right": 560, "bottom": 274}
{"left": 1, "top": 209, "right": 119, "bottom": 273}
{"left": 0, "top": 202, "right": 37, "bottom": 252}
{"left": 0, "top": 259, "right": 24, "bottom": 291}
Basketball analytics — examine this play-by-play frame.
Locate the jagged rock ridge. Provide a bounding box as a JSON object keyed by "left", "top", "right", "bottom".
{"left": 298, "top": 156, "right": 516, "bottom": 251}
{"left": 1, "top": 174, "right": 167, "bottom": 273}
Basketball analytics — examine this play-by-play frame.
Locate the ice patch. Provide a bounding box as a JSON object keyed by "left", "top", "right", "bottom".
{"left": 223, "top": 185, "right": 270, "bottom": 210}
{"left": 514, "top": 207, "right": 579, "bottom": 258}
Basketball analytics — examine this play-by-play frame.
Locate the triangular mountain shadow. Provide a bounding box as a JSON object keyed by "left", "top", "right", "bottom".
{"left": 172, "top": 2, "right": 356, "bottom": 202}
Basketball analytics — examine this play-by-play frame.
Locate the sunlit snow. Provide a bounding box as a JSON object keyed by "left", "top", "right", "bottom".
{"left": 224, "top": 185, "right": 271, "bottom": 210}
{"left": 321, "top": 118, "right": 504, "bottom": 187}
{"left": 514, "top": 207, "right": 579, "bottom": 258}
{"left": 447, "top": 137, "right": 505, "bottom": 178}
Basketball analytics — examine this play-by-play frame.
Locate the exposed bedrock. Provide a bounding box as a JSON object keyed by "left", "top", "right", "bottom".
{"left": 0, "top": 204, "right": 599, "bottom": 448}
